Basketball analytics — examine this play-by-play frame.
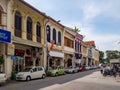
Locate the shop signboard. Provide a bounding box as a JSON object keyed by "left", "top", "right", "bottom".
{"left": 11, "top": 56, "right": 17, "bottom": 60}
{"left": 0, "top": 29, "right": 11, "bottom": 43}
{"left": 11, "top": 56, "right": 24, "bottom": 60}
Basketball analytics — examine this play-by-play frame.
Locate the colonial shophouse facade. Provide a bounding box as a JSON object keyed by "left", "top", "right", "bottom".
{"left": 81, "top": 42, "right": 88, "bottom": 66}
{"left": 63, "top": 27, "right": 76, "bottom": 67}
{"left": 0, "top": 0, "right": 99, "bottom": 78}
{"left": 45, "top": 16, "right": 64, "bottom": 68}
{"left": 75, "top": 33, "right": 83, "bottom": 66}
{"left": 0, "top": 0, "right": 48, "bottom": 78}
{"left": 84, "top": 41, "right": 99, "bottom": 67}
{"left": 0, "top": 0, "right": 11, "bottom": 75}
{"left": 92, "top": 48, "right": 99, "bottom": 66}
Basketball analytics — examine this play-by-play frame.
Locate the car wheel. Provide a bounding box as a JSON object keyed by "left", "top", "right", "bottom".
{"left": 26, "top": 76, "right": 31, "bottom": 81}
{"left": 63, "top": 71, "right": 66, "bottom": 75}
{"left": 55, "top": 72, "right": 58, "bottom": 76}
{"left": 42, "top": 74, "right": 46, "bottom": 79}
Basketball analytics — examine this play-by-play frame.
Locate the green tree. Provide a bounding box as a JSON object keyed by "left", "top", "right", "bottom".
{"left": 99, "top": 51, "right": 104, "bottom": 64}
{"left": 105, "top": 50, "right": 120, "bottom": 64}
{"left": 73, "top": 26, "right": 80, "bottom": 33}
{"left": 106, "top": 50, "right": 120, "bottom": 59}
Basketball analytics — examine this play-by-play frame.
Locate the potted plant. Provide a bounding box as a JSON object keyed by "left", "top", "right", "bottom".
{"left": 0, "top": 56, "right": 4, "bottom": 65}
{"left": 0, "top": 56, "right": 4, "bottom": 72}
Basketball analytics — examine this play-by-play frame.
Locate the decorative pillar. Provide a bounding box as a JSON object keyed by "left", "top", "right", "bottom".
{"left": 22, "top": 14, "right": 27, "bottom": 39}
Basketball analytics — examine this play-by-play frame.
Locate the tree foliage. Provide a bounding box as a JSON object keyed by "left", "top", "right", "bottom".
{"left": 104, "top": 50, "right": 120, "bottom": 64}
{"left": 73, "top": 26, "right": 80, "bottom": 33}
{"left": 106, "top": 50, "right": 120, "bottom": 59}
{"left": 99, "top": 51, "right": 104, "bottom": 63}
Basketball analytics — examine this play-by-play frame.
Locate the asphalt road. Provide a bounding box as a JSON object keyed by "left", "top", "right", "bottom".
{"left": 0, "top": 70, "right": 120, "bottom": 90}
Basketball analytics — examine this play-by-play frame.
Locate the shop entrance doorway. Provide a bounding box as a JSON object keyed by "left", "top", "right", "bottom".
{"left": 25, "top": 57, "right": 33, "bottom": 66}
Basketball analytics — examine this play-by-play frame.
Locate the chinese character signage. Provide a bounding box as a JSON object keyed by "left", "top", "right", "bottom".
{"left": 0, "top": 29, "right": 11, "bottom": 43}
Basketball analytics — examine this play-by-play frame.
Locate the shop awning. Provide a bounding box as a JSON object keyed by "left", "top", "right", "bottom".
{"left": 110, "top": 59, "right": 120, "bottom": 64}
{"left": 49, "top": 51, "right": 64, "bottom": 58}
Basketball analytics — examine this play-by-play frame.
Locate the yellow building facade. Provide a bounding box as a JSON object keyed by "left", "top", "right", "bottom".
{"left": 63, "top": 27, "right": 76, "bottom": 67}
{"left": 81, "top": 42, "right": 88, "bottom": 66}
{"left": 0, "top": 0, "right": 48, "bottom": 78}
{"left": 11, "top": 0, "right": 48, "bottom": 73}
{"left": 45, "top": 16, "right": 65, "bottom": 68}
{"left": 0, "top": 0, "right": 12, "bottom": 78}
{"left": 92, "top": 48, "right": 99, "bottom": 66}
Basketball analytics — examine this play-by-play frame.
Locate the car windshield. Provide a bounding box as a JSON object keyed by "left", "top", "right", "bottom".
{"left": 51, "top": 66, "right": 57, "bottom": 70}
{"left": 68, "top": 66, "right": 73, "bottom": 69}
{"left": 22, "top": 67, "right": 32, "bottom": 72}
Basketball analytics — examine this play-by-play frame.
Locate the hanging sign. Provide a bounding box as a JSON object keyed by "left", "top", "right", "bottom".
{"left": 0, "top": 29, "right": 11, "bottom": 43}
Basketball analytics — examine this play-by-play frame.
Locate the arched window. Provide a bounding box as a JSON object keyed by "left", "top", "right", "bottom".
{"left": 58, "top": 31, "right": 61, "bottom": 45}
{"left": 27, "top": 17, "right": 32, "bottom": 40}
{"left": 46, "top": 25, "right": 50, "bottom": 42}
{"left": 0, "top": 5, "right": 3, "bottom": 25}
{"left": 0, "top": 10, "right": 2, "bottom": 25}
{"left": 36, "top": 22, "right": 41, "bottom": 42}
{"left": 53, "top": 28, "right": 56, "bottom": 44}
{"left": 14, "top": 11, "right": 22, "bottom": 37}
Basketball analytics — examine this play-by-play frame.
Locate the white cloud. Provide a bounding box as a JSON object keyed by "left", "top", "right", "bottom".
{"left": 81, "top": 3, "right": 102, "bottom": 24}
{"left": 75, "top": 0, "right": 120, "bottom": 51}
{"left": 81, "top": 27, "right": 120, "bottom": 51}
{"left": 77, "top": 0, "right": 120, "bottom": 24}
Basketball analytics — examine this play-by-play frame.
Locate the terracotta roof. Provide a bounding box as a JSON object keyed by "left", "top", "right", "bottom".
{"left": 84, "top": 41, "right": 96, "bottom": 47}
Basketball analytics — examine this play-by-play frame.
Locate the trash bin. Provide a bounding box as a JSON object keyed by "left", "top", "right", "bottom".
{"left": 11, "top": 71, "right": 17, "bottom": 80}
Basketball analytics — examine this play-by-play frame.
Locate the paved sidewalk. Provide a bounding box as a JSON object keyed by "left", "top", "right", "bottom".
{"left": 40, "top": 71, "right": 120, "bottom": 90}
{"left": 76, "top": 71, "right": 120, "bottom": 85}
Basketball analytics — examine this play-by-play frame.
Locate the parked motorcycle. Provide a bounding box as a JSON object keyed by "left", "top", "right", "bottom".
{"left": 103, "top": 68, "right": 117, "bottom": 77}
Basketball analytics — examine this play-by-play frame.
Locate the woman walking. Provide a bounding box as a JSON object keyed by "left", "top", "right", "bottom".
{"left": 100, "top": 65, "right": 104, "bottom": 74}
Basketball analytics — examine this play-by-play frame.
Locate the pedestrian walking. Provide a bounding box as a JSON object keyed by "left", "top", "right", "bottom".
{"left": 100, "top": 65, "right": 104, "bottom": 74}
{"left": 116, "top": 65, "right": 120, "bottom": 82}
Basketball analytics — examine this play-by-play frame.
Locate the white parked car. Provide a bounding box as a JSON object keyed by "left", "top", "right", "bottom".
{"left": 65, "top": 66, "right": 79, "bottom": 73}
{"left": 0, "top": 72, "right": 7, "bottom": 84}
{"left": 16, "top": 66, "right": 46, "bottom": 81}
{"left": 85, "top": 66, "right": 91, "bottom": 70}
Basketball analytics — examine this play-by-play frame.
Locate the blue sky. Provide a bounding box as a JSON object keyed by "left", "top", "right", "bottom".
{"left": 24, "top": 0, "right": 120, "bottom": 52}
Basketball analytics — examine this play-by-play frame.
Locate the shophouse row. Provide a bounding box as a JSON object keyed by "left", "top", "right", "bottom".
{"left": 0, "top": 0, "right": 99, "bottom": 79}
